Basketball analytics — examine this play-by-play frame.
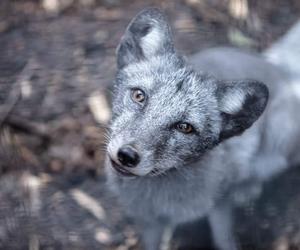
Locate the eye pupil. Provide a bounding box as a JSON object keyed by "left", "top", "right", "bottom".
{"left": 176, "top": 123, "right": 194, "bottom": 134}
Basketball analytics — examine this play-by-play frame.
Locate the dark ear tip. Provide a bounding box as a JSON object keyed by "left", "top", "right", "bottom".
{"left": 131, "top": 7, "right": 167, "bottom": 27}
{"left": 252, "top": 80, "right": 269, "bottom": 94}
{"left": 136, "top": 7, "right": 165, "bottom": 18}
{"left": 128, "top": 7, "right": 168, "bottom": 40}
{"left": 251, "top": 80, "right": 269, "bottom": 106}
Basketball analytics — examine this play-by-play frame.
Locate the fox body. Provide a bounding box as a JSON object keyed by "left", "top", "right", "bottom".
{"left": 105, "top": 8, "right": 300, "bottom": 250}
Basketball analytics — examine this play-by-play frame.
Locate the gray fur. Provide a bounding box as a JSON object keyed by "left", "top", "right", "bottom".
{"left": 106, "top": 8, "right": 300, "bottom": 250}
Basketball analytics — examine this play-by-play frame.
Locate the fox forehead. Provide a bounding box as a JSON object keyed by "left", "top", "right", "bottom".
{"left": 119, "top": 55, "right": 186, "bottom": 87}
{"left": 118, "top": 54, "right": 216, "bottom": 95}
{"left": 115, "top": 63, "right": 219, "bottom": 133}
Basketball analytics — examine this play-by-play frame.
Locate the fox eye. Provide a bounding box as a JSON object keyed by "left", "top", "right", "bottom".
{"left": 175, "top": 123, "right": 194, "bottom": 134}
{"left": 131, "top": 88, "right": 145, "bottom": 104}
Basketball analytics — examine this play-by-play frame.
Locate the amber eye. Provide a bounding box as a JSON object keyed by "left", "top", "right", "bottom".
{"left": 131, "top": 89, "right": 145, "bottom": 103}
{"left": 176, "top": 123, "right": 194, "bottom": 134}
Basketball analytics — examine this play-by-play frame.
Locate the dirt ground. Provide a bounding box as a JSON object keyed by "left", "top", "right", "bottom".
{"left": 1, "top": 0, "right": 300, "bottom": 249}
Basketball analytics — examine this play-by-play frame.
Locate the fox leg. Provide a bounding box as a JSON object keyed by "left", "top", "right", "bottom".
{"left": 208, "top": 201, "right": 238, "bottom": 250}
{"left": 138, "top": 219, "right": 172, "bottom": 250}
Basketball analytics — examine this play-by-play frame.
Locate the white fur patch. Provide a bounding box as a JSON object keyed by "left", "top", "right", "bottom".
{"left": 107, "top": 136, "right": 124, "bottom": 163}
{"left": 141, "top": 26, "right": 162, "bottom": 57}
{"left": 220, "top": 88, "right": 245, "bottom": 114}
{"left": 290, "top": 80, "right": 300, "bottom": 99}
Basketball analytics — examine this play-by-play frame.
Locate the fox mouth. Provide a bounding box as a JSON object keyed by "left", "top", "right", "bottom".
{"left": 150, "top": 168, "right": 163, "bottom": 176}
{"left": 110, "top": 159, "right": 137, "bottom": 177}
{"left": 149, "top": 168, "right": 170, "bottom": 177}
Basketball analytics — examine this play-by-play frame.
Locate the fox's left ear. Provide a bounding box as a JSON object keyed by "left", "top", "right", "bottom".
{"left": 217, "top": 80, "right": 269, "bottom": 141}
{"left": 116, "top": 8, "right": 175, "bottom": 69}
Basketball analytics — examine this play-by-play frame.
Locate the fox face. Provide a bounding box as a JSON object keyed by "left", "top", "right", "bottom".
{"left": 106, "top": 8, "right": 268, "bottom": 177}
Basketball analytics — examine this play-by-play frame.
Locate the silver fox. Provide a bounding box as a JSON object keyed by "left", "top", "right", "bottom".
{"left": 105, "top": 8, "right": 300, "bottom": 250}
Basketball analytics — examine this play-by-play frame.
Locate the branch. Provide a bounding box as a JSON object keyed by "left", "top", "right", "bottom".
{"left": 0, "top": 59, "right": 37, "bottom": 128}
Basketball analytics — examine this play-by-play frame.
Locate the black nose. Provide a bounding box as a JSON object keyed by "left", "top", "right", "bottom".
{"left": 117, "top": 145, "right": 140, "bottom": 168}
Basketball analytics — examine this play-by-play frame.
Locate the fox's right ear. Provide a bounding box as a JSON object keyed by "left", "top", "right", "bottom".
{"left": 116, "top": 8, "right": 175, "bottom": 69}
{"left": 217, "top": 80, "right": 269, "bottom": 141}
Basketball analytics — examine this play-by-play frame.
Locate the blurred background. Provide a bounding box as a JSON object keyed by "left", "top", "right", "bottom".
{"left": 0, "top": 0, "right": 300, "bottom": 249}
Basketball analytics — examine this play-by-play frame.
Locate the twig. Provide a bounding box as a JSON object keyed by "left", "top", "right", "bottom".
{"left": 0, "top": 59, "right": 36, "bottom": 128}
{"left": 5, "top": 115, "right": 51, "bottom": 142}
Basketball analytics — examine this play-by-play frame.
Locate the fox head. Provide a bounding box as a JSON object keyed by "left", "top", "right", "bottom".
{"left": 106, "top": 8, "right": 268, "bottom": 177}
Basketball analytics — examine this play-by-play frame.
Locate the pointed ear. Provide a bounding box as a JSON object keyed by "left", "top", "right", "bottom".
{"left": 217, "top": 80, "right": 269, "bottom": 141}
{"left": 116, "top": 8, "right": 175, "bottom": 69}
